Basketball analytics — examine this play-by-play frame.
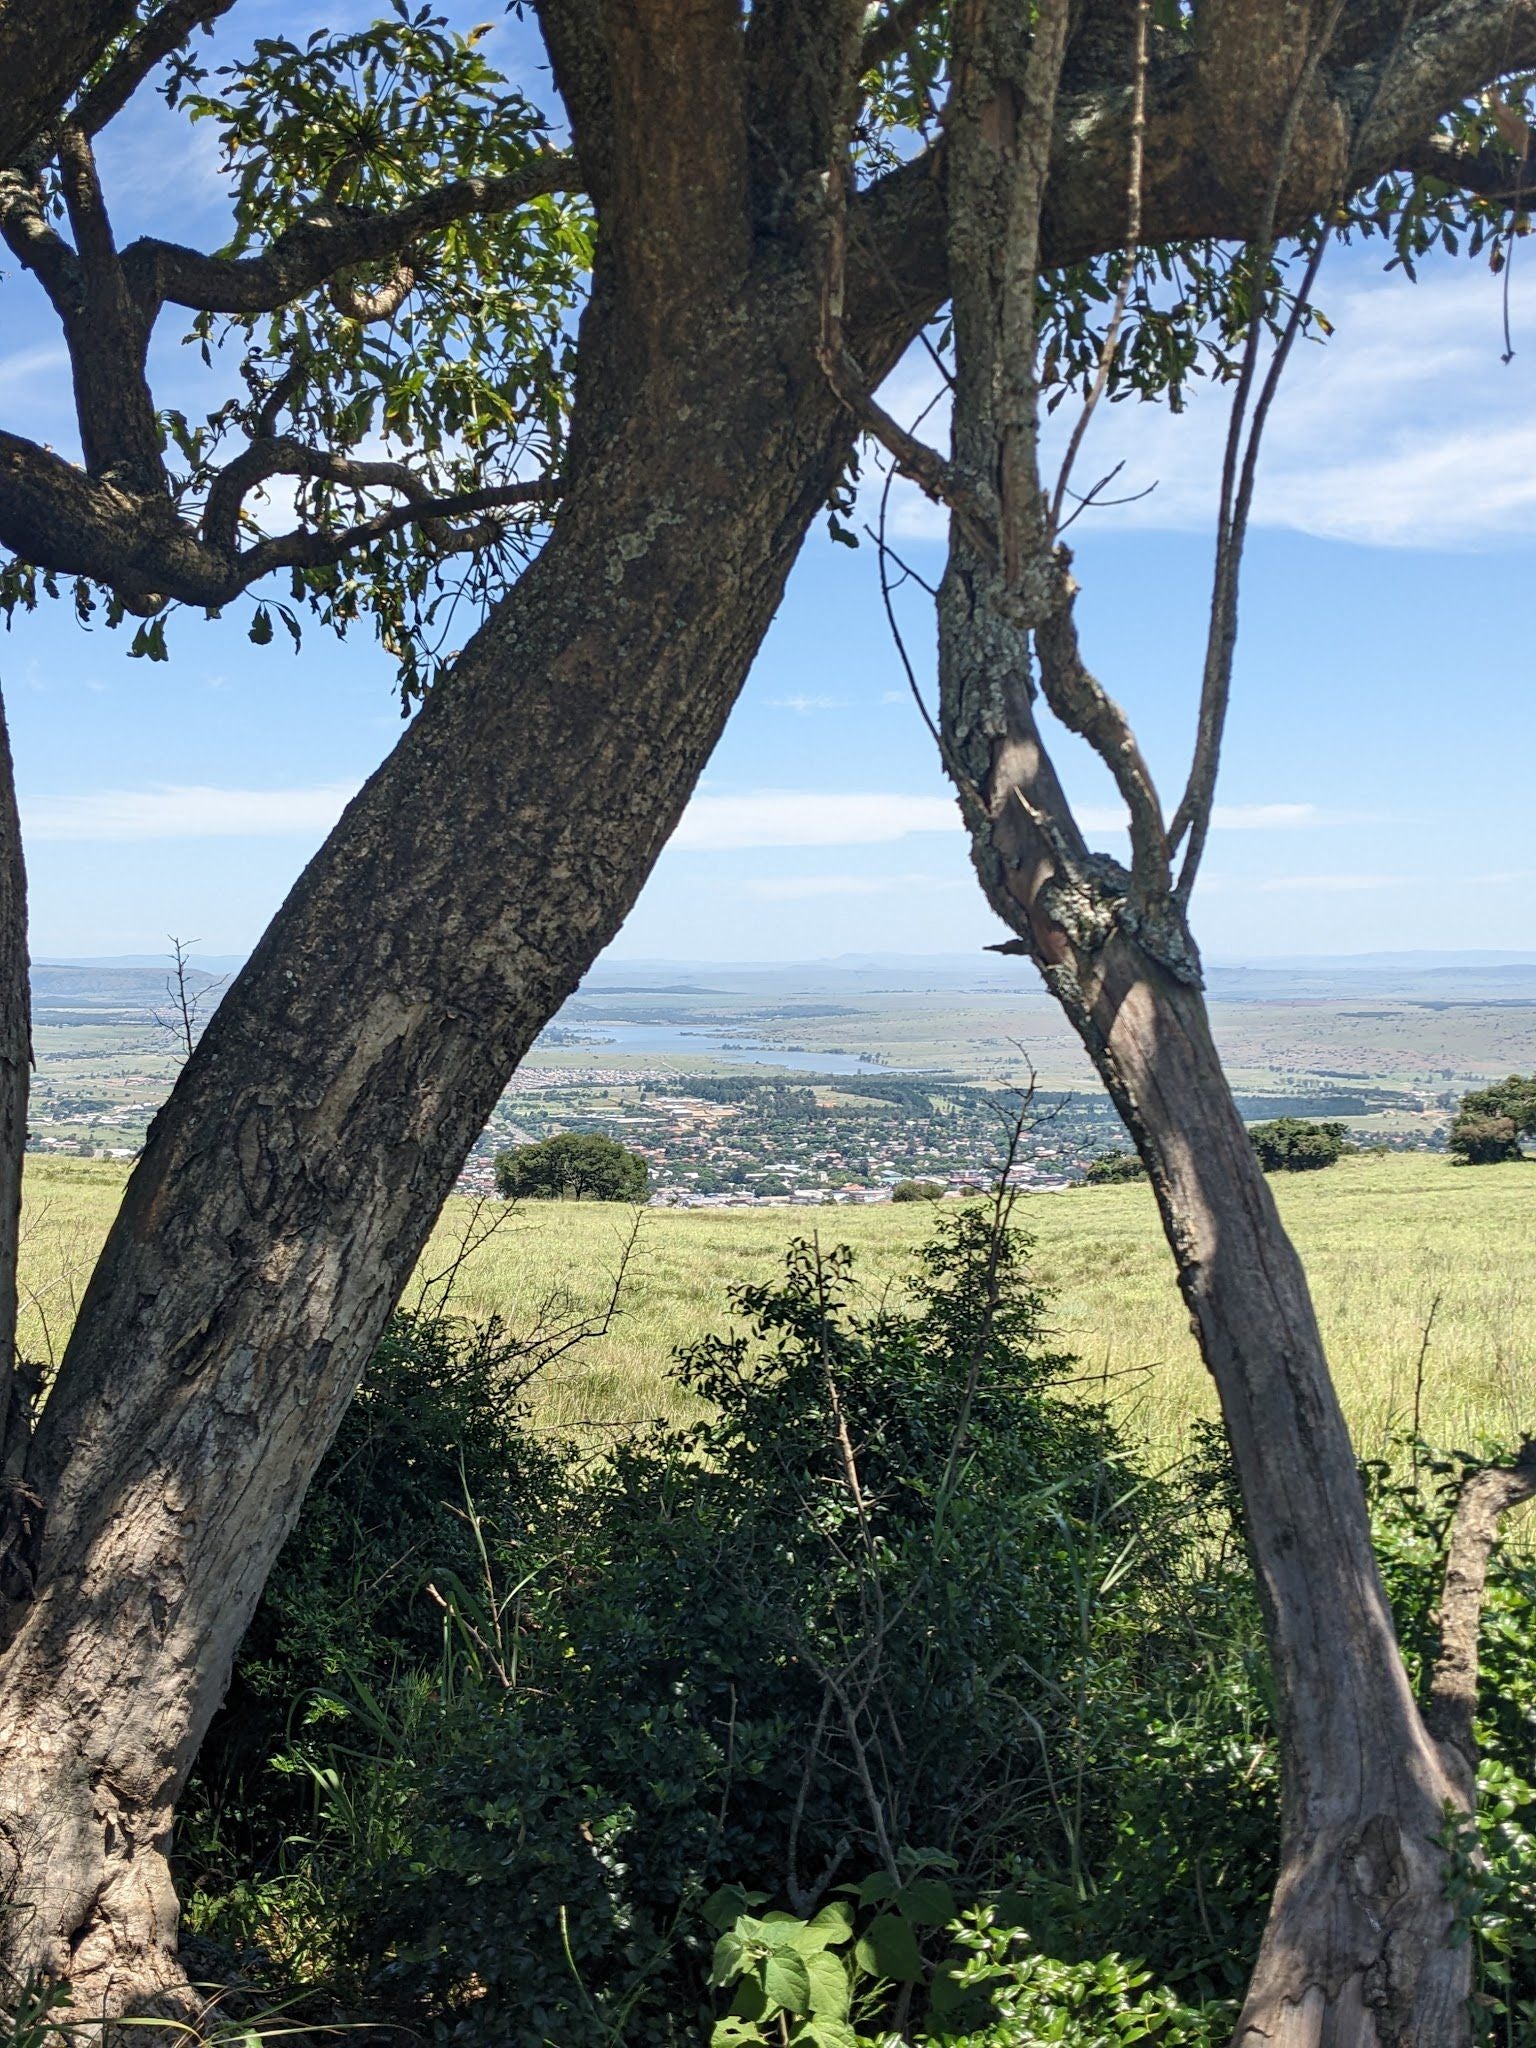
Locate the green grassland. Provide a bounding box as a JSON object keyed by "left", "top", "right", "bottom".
{"left": 18, "top": 1152, "right": 1534, "bottom": 1462}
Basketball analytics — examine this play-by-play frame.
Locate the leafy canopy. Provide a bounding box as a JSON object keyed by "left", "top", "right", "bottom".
{"left": 494, "top": 1130, "right": 650, "bottom": 1203}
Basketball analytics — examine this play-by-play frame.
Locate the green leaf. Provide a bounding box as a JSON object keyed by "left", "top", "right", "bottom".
{"left": 710, "top": 2018, "right": 766, "bottom": 2047}
{"left": 854, "top": 1870, "right": 900, "bottom": 1906}
{"left": 709, "top": 1930, "right": 749, "bottom": 1987}
{"left": 802, "top": 1949, "right": 850, "bottom": 2021}
{"left": 895, "top": 1877, "right": 955, "bottom": 1926}
{"left": 761, "top": 1949, "right": 813, "bottom": 2014}
{"left": 790, "top": 2021, "right": 859, "bottom": 2048}
{"left": 248, "top": 605, "right": 274, "bottom": 645}
{"left": 703, "top": 1885, "right": 767, "bottom": 1932}
{"left": 854, "top": 1913, "right": 924, "bottom": 1984}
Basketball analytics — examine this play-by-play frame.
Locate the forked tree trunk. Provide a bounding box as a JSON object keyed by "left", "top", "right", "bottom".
{"left": 941, "top": 522, "right": 1477, "bottom": 2048}
{"left": 930, "top": 4, "right": 1481, "bottom": 2035}
{"left": 0, "top": 687, "right": 31, "bottom": 1557}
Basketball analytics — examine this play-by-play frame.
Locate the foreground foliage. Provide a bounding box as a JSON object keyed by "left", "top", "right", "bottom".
{"left": 176, "top": 1214, "right": 1536, "bottom": 2045}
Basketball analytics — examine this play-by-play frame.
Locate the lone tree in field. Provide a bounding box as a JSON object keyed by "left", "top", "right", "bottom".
{"left": 2, "top": 2, "right": 1536, "bottom": 2039}
{"left": 1248, "top": 1117, "right": 1350, "bottom": 1173}
{"left": 495, "top": 1131, "right": 649, "bottom": 1202}
{"left": 1449, "top": 1074, "right": 1536, "bottom": 1161}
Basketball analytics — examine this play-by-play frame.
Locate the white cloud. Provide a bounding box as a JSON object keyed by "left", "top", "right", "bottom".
{"left": 745, "top": 873, "right": 965, "bottom": 901}
{"left": 767, "top": 694, "right": 845, "bottom": 713}
{"left": 21, "top": 782, "right": 359, "bottom": 842}
{"left": 1210, "top": 802, "right": 1319, "bottom": 830}
{"left": 670, "top": 790, "right": 1336, "bottom": 852}
{"left": 0, "top": 345, "right": 69, "bottom": 393}
{"left": 671, "top": 791, "right": 961, "bottom": 850}
{"left": 862, "top": 258, "right": 1536, "bottom": 551}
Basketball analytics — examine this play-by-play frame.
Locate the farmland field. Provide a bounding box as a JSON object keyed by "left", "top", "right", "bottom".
{"left": 20, "top": 1151, "right": 1534, "bottom": 1464}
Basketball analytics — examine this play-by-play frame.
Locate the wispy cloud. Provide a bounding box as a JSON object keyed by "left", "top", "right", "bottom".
{"left": 745, "top": 873, "right": 966, "bottom": 901}
{"left": 672, "top": 792, "right": 961, "bottom": 850}
{"left": 671, "top": 790, "right": 1338, "bottom": 852}
{"left": 766, "top": 694, "right": 845, "bottom": 714}
{"left": 866, "top": 259, "right": 1536, "bottom": 550}
{"left": 21, "top": 783, "right": 359, "bottom": 842}
{"left": 1257, "top": 872, "right": 1408, "bottom": 893}
{"left": 0, "top": 345, "right": 68, "bottom": 392}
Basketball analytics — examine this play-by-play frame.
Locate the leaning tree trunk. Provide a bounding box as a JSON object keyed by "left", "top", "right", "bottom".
{"left": 927, "top": 4, "right": 1479, "bottom": 2037}
{"left": 0, "top": 13, "right": 936, "bottom": 2012}
{"left": 941, "top": 613, "right": 1478, "bottom": 2038}
{"left": 0, "top": 686, "right": 31, "bottom": 1585}
{"left": 940, "top": 506, "right": 1478, "bottom": 2048}
{"left": 1045, "top": 935, "right": 1469, "bottom": 2045}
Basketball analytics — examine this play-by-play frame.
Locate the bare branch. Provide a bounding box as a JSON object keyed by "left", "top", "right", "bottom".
{"left": 1397, "top": 128, "right": 1536, "bottom": 205}
{"left": 1033, "top": 561, "right": 1169, "bottom": 890}
{"left": 123, "top": 156, "right": 581, "bottom": 316}
{"left": 237, "top": 472, "right": 558, "bottom": 582}
{"left": 324, "top": 259, "right": 418, "bottom": 324}
{"left": 1426, "top": 1443, "right": 1536, "bottom": 1788}
{"left": 72, "top": 0, "right": 237, "bottom": 139}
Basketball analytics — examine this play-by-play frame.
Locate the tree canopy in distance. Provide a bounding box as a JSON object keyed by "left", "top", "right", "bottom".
{"left": 1449, "top": 1075, "right": 1536, "bottom": 1163}
{"left": 495, "top": 1131, "right": 649, "bottom": 1204}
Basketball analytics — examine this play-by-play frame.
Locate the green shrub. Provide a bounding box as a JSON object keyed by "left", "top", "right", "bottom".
{"left": 1082, "top": 1153, "right": 1145, "bottom": 1185}
{"left": 1247, "top": 1117, "right": 1349, "bottom": 1172}
{"left": 1449, "top": 1112, "right": 1523, "bottom": 1165}
{"left": 178, "top": 1226, "right": 1536, "bottom": 2047}
{"left": 890, "top": 1179, "right": 945, "bottom": 1202}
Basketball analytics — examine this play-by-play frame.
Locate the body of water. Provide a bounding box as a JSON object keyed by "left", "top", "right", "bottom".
{"left": 563, "top": 1022, "right": 917, "bottom": 1075}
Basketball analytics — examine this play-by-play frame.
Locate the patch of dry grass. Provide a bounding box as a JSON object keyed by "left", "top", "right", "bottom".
{"left": 17, "top": 1152, "right": 1535, "bottom": 1460}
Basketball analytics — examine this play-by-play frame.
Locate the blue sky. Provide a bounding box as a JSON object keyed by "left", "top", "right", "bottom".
{"left": 4, "top": 7, "right": 1534, "bottom": 963}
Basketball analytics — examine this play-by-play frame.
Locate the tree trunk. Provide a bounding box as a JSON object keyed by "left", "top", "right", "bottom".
{"left": 0, "top": 179, "right": 934, "bottom": 2005}
{"left": 1045, "top": 934, "right": 1471, "bottom": 2046}
{"left": 0, "top": 684, "right": 33, "bottom": 1611}
{"left": 938, "top": 574, "right": 1476, "bottom": 2047}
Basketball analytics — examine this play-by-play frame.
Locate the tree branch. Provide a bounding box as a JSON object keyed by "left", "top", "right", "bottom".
{"left": 0, "top": 423, "right": 555, "bottom": 612}
{"left": 72, "top": 0, "right": 237, "bottom": 139}
{"left": 1426, "top": 1443, "right": 1536, "bottom": 1789}
{"left": 0, "top": 170, "right": 83, "bottom": 315}
{"left": 238, "top": 475, "right": 556, "bottom": 581}
{"left": 122, "top": 156, "right": 581, "bottom": 316}
{"left": 203, "top": 434, "right": 556, "bottom": 565}
{"left": 1397, "top": 128, "right": 1536, "bottom": 205}
{"left": 0, "top": 0, "right": 137, "bottom": 170}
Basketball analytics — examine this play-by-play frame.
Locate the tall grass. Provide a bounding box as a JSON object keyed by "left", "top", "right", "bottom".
{"left": 16, "top": 1153, "right": 1535, "bottom": 1458}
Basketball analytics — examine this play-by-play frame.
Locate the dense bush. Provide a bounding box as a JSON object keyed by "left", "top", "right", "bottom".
{"left": 495, "top": 1128, "right": 650, "bottom": 1200}
{"left": 1449, "top": 1077, "right": 1536, "bottom": 1163}
{"left": 890, "top": 1178, "right": 945, "bottom": 1201}
{"left": 1247, "top": 1117, "right": 1349, "bottom": 1172}
{"left": 1081, "top": 1153, "right": 1146, "bottom": 1185}
{"left": 178, "top": 1215, "right": 1536, "bottom": 2047}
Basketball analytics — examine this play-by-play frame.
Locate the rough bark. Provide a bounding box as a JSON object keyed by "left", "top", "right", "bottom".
{"left": 928, "top": 4, "right": 1488, "bottom": 2041}
{"left": 0, "top": 10, "right": 934, "bottom": 2011}
{"left": 0, "top": 692, "right": 27, "bottom": 1474}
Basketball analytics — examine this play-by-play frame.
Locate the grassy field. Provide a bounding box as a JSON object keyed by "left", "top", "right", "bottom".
{"left": 15, "top": 1151, "right": 1534, "bottom": 1463}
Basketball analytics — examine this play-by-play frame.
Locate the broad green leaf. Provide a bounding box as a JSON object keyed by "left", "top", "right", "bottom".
{"left": 761, "top": 1948, "right": 812, "bottom": 2014}
{"left": 895, "top": 1877, "right": 955, "bottom": 1926}
{"left": 802, "top": 1949, "right": 851, "bottom": 2021}
{"left": 854, "top": 1913, "right": 924, "bottom": 1984}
